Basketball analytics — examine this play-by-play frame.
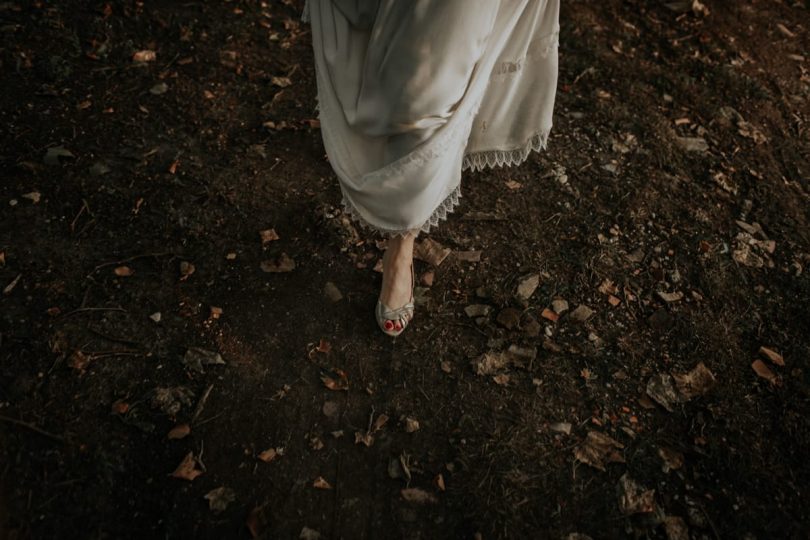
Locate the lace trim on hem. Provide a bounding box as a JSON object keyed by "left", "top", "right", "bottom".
{"left": 340, "top": 185, "right": 463, "bottom": 239}
{"left": 462, "top": 128, "right": 551, "bottom": 172}
{"left": 339, "top": 128, "right": 551, "bottom": 237}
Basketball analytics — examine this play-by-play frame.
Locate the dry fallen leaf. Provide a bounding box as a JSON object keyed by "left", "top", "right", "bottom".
{"left": 246, "top": 504, "right": 269, "bottom": 539}
{"left": 258, "top": 447, "right": 281, "bottom": 463}
{"left": 414, "top": 238, "right": 451, "bottom": 266}
{"left": 259, "top": 228, "right": 279, "bottom": 245}
{"left": 617, "top": 473, "right": 656, "bottom": 515}
{"left": 400, "top": 487, "right": 438, "bottom": 504}
{"left": 21, "top": 191, "right": 41, "bottom": 203}
{"left": 598, "top": 279, "right": 618, "bottom": 295}
{"left": 574, "top": 430, "right": 625, "bottom": 471}
{"left": 182, "top": 347, "right": 225, "bottom": 373}
{"left": 204, "top": 486, "right": 236, "bottom": 513}
{"left": 759, "top": 346, "right": 785, "bottom": 366}
{"left": 68, "top": 350, "right": 90, "bottom": 372}
{"left": 752, "top": 359, "right": 780, "bottom": 385}
{"left": 170, "top": 452, "right": 204, "bottom": 481}
{"left": 111, "top": 399, "right": 129, "bottom": 415}
{"left": 403, "top": 417, "right": 420, "bottom": 433}
{"left": 372, "top": 413, "right": 389, "bottom": 432}
{"left": 354, "top": 431, "right": 375, "bottom": 447}
{"left": 672, "top": 362, "right": 716, "bottom": 400}
{"left": 455, "top": 250, "right": 482, "bottom": 263}
{"left": 541, "top": 308, "right": 559, "bottom": 322}
{"left": 132, "top": 49, "right": 156, "bottom": 62}
{"left": 179, "top": 261, "right": 195, "bottom": 281}
{"left": 313, "top": 476, "right": 332, "bottom": 489}
{"left": 114, "top": 265, "right": 134, "bottom": 277}
{"left": 658, "top": 446, "right": 684, "bottom": 473}
{"left": 167, "top": 423, "right": 191, "bottom": 440}
{"left": 646, "top": 373, "right": 681, "bottom": 412}
{"left": 320, "top": 368, "right": 349, "bottom": 391}
{"left": 435, "top": 474, "right": 446, "bottom": 492}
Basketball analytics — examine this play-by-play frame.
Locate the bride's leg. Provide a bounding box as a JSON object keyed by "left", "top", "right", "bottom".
{"left": 378, "top": 230, "right": 418, "bottom": 330}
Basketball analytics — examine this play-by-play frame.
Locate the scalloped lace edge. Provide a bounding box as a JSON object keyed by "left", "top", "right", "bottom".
{"left": 462, "top": 128, "right": 550, "bottom": 172}
{"left": 340, "top": 185, "right": 463, "bottom": 239}
{"left": 339, "top": 128, "right": 550, "bottom": 238}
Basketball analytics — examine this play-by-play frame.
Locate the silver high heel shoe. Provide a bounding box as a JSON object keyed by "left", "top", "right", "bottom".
{"left": 375, "top": 260, "right": 415, "bottom": 337}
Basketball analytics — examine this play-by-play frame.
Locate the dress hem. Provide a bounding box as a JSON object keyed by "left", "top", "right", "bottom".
{"left": 339, "top": 127, "right": 551, "bottom": 238}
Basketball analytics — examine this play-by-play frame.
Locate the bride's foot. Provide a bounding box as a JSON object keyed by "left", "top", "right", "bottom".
{"left": 376, "top": 233, "right": 416, "bottom": 336}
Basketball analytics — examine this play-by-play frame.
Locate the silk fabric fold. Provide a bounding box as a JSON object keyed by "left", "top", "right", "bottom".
{"left": 305, "top": 0, "right": 560, "bottom": 236}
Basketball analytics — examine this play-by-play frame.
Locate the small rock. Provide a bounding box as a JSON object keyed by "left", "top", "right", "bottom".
{"left": 475, "top": 286, "right": 491, "bottom": 298}
{"left": 260, "top": 253, "right": 296, "bottom": 273}
{"left": 182, "top": 347, "right": 225, "bottom": 373}
{"left": 413, "top": 286, "right": 430, "bottom": 307}
{"left": 149, "top": 312, "right": 162, "bottom": 323}
{"left": 43, "top": 145, "right": 75, "bottom": 166}
{"left": 657, "top": 291, "right": 684, "bottom": 303}
{"left": 464, "top": 304, "right": 491, "bottom": 318}
{"left": 522, "top": 316, "right": 541, "bottom": 337}
{"left": 455, "top": 250, "right": 482, "bottom": 262}
{"left": 90, "top": 162, "right": 111, "bottom": 176}
{"left": 150, "top": 82, "right": 169, "bottom": 95}
{"left": 507, "top": 344, "right": 537, "bottom": 363}
{"left": 648, "top": 308, "right": 673, "bottom": 331}
{"left": 516, "top": 273, "right": 540, "bottom": 301}
{"left": 323, "top": 281, "right": 343, "bottom": 302}
{"left": 549, "top": 422, "right": 572, "bottom": 435}
{"left": 299, "top": 527, "right": 322, "bottom": 540}
{"left": 322, "top": 401, "right": 339, "bottom": 419}
{"left": 496, "top": 308, "right": 521, "bottom": 329}
{"left": 676, "top": 136, "right": 709, "bottom": 153}
{"left": 569, "top": 304, "right": 594, "bottom": 322}
{"left": 663, "top": 516, "right": 689, "bottom": 540}
{"left": 551, "top": 298, "right": 569, "bottom": 314}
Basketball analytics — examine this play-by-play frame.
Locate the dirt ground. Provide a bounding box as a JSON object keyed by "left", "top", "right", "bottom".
{"left": 1, "top": 1, "right": 809, "bottom": 539}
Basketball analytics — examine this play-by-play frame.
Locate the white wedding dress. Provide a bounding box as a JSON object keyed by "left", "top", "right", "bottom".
{"left": 303, "top": 0, "right": 560, "bottom": 237}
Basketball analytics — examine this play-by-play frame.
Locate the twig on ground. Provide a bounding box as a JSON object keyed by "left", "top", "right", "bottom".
{"left": 0, "top": 414, "right": 65, "bottom": 442}
{"left": 191, "top": 384, "right": 215, "bottom": 425}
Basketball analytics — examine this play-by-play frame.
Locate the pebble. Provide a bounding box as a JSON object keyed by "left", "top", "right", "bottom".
{"left": 496, "top": 308, "right": 521, "bottom": 329}
{"left": 464, "top": 304, "right": 491, "bottom": 318}
{"left": 569, "top": 304, "right": 594, "bottom": 322}
{"left": 552, "top": 298, "right": 569, "bottom": 314}
{"left": 323, "top": 281, "right": 343, "bottom": 302}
